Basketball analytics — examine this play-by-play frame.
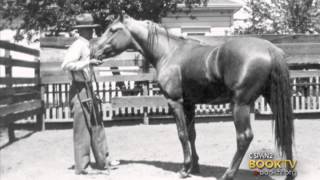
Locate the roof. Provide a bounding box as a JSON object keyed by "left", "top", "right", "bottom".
{"left": 206, "top": 0, "right": 243, "bottom": 8}
{"left": 177, "top": 0, "right": 243, "bottom": 11}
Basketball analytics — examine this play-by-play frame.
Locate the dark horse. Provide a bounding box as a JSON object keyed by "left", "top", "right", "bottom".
{"left": 91, "top": 14, "right": 294, "bottom": 180}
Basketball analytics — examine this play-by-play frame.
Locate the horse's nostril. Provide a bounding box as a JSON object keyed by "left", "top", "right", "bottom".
{"left": 90, "top": 52, "right": 94, "bottom": 59}
{"left": 97, "top": 55, "right": 104, "bottom": 60}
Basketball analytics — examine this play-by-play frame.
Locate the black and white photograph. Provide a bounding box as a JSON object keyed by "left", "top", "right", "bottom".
{"left": 0, "top": 0, "right": 320, "bottom": 180}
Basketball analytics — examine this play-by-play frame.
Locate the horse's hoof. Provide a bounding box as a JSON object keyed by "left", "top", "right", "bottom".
{"left": 217, "top": 175, "right": 233, "bottom": 180}
{"left": 178, "top": 170, "right": 190, "bottom": 178}
{"left": 285, "top": 175, "right": 296, "bottom": 180}
{"left": 190, "top": 164, "right": 200, "bottom": 174}
{"left": 75, "top": 169, "right": 88, "bottom": 175}
{"left": 218, "top": 178, "right": 233, "bottom": 180}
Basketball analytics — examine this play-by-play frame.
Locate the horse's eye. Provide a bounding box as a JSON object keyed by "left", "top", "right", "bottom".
{"left": 110, "top": 28, "right": 118, "bottom": 33}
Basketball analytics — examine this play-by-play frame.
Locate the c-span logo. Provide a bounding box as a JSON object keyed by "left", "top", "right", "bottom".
{"left": 248, "top": 151, "right": 297, "bottom": 177}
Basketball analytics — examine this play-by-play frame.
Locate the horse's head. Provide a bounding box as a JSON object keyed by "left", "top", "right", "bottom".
{"left": 91, "top": 14, "right": 136, "bottom": 60}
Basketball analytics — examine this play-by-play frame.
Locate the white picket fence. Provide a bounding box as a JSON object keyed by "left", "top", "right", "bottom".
{"left": 17, "top": 72, "right": 318, "bottom": 124}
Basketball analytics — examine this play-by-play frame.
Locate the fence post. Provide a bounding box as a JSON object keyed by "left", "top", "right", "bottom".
{"left": 143, "top": 109, "right": 149, "bottom": 125}
{"left": 37, "top": 86, "right": 46, "bottom": 131}
{"left": 4, "top": 48, "right": 15, "bottom": 142}
{"left": 35, "top": 58, "right": 45, "bottom": 130}
{"left": 250, "top": 103, "right": 255, "bottom": 124}
{"left": 142, "top": 82, "right": 149, "bottom": 125}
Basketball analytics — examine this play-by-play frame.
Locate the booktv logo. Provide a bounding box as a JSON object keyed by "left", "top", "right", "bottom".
{"left": 248, "top": 152, "right": 297, "bottom": 177}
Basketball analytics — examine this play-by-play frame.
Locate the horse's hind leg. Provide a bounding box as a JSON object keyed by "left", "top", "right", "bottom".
{"left": 219, "top": 103, "right": 253, "bottom": 180}
{"left": 184, "top": 103, "right": 200, "bottom": 174}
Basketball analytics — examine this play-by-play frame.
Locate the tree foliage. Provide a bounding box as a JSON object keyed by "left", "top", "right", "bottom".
{"left": 3, "top": 0, "right": 318, "bottom": 36}
{"left": 241, "top": 0, "right": 320, "bottom": 34}
{"left": 1, "top": 0, "right": 189, "bottom": 36}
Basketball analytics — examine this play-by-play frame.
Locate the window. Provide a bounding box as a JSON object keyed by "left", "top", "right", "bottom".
{"left": 181, "top": 26, "right": 211, "bottom": 36}
{"left": 186, "top": 32, "right": 206, "bottom": 36}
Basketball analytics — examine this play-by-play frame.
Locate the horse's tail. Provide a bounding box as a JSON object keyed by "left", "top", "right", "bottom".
{"left": 267, "top": 48, "right": 294, "bottom": 160}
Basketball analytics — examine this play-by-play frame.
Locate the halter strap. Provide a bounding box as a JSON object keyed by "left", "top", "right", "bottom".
{"left": 131, "top": 36, "right": 146, "bottom": 57}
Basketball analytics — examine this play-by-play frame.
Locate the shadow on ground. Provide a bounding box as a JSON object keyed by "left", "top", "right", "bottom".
{"left": 0, "top": 131, "right": 35, "bottom": 150}
{"left": 120, "top": 159, "right": 273, "bottom": 180}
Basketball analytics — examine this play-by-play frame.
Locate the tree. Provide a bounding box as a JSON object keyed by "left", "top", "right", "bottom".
{"left": 1, "top": 0, "right": 188, "bottom": 37}
{"left": 240, "top": 0, "right": 320, "bottom": 34}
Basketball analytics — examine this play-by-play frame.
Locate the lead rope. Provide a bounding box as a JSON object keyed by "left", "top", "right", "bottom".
{"left": 81, "top": 69, "right": 100, "bottom": 126}
{"left": 89, "top": 65, "right": 104, "bottom": 127}
{"left": 71, "top": 72, "right": 93, "bottom": 134}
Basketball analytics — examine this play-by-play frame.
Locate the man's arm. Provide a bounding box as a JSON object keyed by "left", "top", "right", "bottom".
{"left": 61, "top": 41, "right": 103, "bottom": 71}
{"left": 61, "top": 41, "right": 89, "bottom": 71}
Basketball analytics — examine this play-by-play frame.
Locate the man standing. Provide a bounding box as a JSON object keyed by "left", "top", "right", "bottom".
{"left": 61, "top": 13, "right": 116, "bottom": 175}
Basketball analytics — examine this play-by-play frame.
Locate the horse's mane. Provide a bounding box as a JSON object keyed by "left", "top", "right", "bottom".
{"left": 146, "top": 20, "right": 201, "bottom": 51}
{"left": 143, "top": 20, "right": 202, "bottom": 72}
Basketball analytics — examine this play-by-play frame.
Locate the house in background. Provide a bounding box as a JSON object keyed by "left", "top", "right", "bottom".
{"left": 162, "top": 0, "right": 242, "bottom": 36}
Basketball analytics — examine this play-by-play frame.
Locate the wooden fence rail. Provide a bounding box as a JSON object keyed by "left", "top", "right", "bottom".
{"left": 0, "top": 40, "right": 43, "bottom": 142}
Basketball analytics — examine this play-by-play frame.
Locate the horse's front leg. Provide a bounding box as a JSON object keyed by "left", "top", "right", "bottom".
{"left": 168, "top": 99, "right": 193, "bottom": 178}
{"left": 183, "top": 102, "right": 200, "bottom": 174}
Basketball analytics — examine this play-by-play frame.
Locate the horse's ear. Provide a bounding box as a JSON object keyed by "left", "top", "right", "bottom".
{"left": 119, "top": 10, "right": 130, "bottom": 22}
{"left": 119, "top": 13, "right": 123, "bottom": 22}
{"left": 119, "top": 10, "right": 126, "bottom": 22}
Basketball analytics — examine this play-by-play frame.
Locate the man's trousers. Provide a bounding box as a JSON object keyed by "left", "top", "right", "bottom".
{"left": 69, "top": 81, "right": 109, "bottom": 174}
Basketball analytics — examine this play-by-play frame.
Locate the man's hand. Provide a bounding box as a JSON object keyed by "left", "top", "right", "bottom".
{"left": 90, "top": 59, "right": 103, "bottom": 66}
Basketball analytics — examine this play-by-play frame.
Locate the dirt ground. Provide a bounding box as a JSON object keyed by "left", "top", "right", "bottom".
{"left": 1, "top": 119, "right": 319, "bottom": 180}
